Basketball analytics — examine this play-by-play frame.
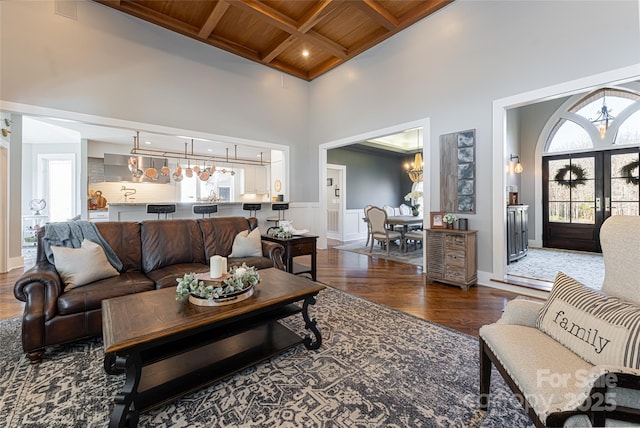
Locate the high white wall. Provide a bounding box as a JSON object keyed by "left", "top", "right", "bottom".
{"left": 309, "top": 0, "right": 640, "bottom": 273}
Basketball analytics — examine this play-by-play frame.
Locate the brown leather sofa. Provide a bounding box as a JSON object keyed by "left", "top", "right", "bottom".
{"left": 13, "top": 216, "right": 285, "bottom": 363}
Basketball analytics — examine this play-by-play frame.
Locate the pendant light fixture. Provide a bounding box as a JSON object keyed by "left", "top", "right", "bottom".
{"left": 405, "top": 129, "right": 423, "bottom": 183}
{"left": 590, "top": 93, "right": 615, "bottom": 139}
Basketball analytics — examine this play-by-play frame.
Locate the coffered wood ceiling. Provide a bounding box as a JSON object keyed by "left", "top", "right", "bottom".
{"left": 95, "top": 0, "right": 454, "bottom": 81}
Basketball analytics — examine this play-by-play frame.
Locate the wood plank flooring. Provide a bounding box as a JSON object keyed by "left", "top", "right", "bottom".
{"left": 0, "top": 246, "right": 521, "bottom": 337}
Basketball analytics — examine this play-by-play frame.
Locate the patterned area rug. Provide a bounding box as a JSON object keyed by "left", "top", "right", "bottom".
{"left": 334, "top": 240, "right": 423, "bottom": 267}
{"left": 506, "top": 247, "right": 604, "bottom": 290}
{"left": 0, "top": 287, "right": 533, "bottom": 427}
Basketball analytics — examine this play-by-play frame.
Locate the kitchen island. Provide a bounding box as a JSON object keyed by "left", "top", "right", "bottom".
{"left": 108, "top": 201, "right": 281, "bottom": 224}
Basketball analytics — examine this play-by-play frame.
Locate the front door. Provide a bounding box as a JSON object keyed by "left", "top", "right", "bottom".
{"left": 543, "top": 148, "right": 640, "bottom": 252}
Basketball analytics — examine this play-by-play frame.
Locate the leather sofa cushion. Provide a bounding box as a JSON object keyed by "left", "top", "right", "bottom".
{"left": 95, "top": 222, "right": 143, "bottom": 273}
{"left": 199, "top": 217, "right": 259, "bottom": 258}
{"left": 57, "top": 272, "right": 155, "bottom": 315}
{"left": 229, "top": 256, "right": 275, "bottom": 271}
{"left": 146, "top": 262, "right": 210, "bottom": 289}
{"left": 141, "top": 219, "right": 206, "bottom": 273}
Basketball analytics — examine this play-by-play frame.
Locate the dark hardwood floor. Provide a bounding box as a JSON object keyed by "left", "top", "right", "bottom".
{"left": 0, "top": 246, "right": 520, "bottom": 337}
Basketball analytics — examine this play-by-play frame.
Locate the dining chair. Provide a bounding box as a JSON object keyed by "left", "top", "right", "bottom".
{"left": 368, "top": 206, "right": 402, "bottom": 256}
{"left": 403, "top": 229, "right": 424, "bottom": 252}
{"left": 363, "top": 205, "right": 373, "bottom": 247}
{"left": 399, "top": 204, "right": 412, "bottom": 216}
{"left": 383, "top": 204, "right": 403, "bottom": 232}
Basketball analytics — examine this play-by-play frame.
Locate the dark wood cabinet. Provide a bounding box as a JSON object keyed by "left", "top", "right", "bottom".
{"left": 507, "top": 205, "right": 528, "bottom": 264}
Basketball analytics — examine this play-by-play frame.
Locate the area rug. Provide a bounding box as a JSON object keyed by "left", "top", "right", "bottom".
{"left": 334, "top": 240, "right": 423, "bottom": 267}
{"left": 506, "top": 247, "right": 604, "bottom": 290}
{"left": 0, "top": 288, "right": 533, "bottom": 427}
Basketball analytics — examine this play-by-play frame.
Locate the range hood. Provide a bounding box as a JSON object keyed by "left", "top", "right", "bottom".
{"left": 104, "top": 154, "right": 170, "bottom": 183}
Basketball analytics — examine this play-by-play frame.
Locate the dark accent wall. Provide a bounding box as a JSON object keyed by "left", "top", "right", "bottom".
{"left": 328, "top": 147, "right": 414, "bottom": 210}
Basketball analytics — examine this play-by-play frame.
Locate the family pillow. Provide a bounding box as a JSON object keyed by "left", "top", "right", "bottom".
{"left": 537, "top": 272, "right": 640, "bottom": 369}
{"left": 229, "top": 228, "right": 262, "bottom": 258}
{"left": 51, "top": 239, "right": 120, "bottom": 290}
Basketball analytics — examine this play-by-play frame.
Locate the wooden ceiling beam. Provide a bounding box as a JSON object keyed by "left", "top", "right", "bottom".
{"left": 262, "top": 34, "right": 297, "bottom": 64}
{"left": 398, "top": 0, "right": 454, "bottom": 25}
{"left": 354, "top": 0, "right": 399, "bottom": 31}
{"left": 100, "top": 1, "right": 201, "bottom": 37}
{"left": 197, "top": 0, "right": 230, "bottom": 39}
{"left": 308, "top": 57, "right": 343, "bottom": 80}
{"left": 230, "top": 0, "right": 347, "bottom": 59}
{"left": 297, "top": 0, "right": 341, "bottom": 33}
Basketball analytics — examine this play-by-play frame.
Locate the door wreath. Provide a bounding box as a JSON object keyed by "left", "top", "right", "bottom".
{"left": 620, "top": 160, "right": 640, "bottom": 185}
{"left": 554, "top": 164, "right": 588, "bottom": 188}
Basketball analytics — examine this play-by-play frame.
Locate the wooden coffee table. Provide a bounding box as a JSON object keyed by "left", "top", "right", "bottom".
{"left": 101, "top": 268, "right": 324, "bottom": 428}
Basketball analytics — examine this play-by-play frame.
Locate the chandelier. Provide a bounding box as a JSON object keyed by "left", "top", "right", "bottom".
{"left": 590, "top": 94, "right": 615, "bottom": 139}
{"left": 405, "top": 130, "right": 423, "bottom": 183}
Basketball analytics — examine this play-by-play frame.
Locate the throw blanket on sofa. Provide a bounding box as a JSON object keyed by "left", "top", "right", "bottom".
{"left": 43, "top": 221, "right": 123, "bottom": 271}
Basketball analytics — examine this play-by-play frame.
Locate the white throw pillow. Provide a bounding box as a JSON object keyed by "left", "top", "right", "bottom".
{"left": 537, "top": 272, "right": 640, "bottom": 369}
{"left": 52, "top": 239, "right": 120, "bottom": 290}
{"left": 229, "top": 228, "right": 262, "bottom": 258}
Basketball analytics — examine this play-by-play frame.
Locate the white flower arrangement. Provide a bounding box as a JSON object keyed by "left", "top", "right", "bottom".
{"left": 404, "top": 190, "right": 423, "bottom": 202}
{"left": 444, "top": 213, "right": 457, "bottom": 224}
{"left": 175, "top": 263, "right": 260, "bottom": 301}
{"left": 404, "top": 190, "right": 423, "bottom": 213}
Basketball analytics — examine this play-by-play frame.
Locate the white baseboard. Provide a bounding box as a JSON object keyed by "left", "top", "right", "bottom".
{"left": 8, "top": 255, "right": 24, "bottom": 272}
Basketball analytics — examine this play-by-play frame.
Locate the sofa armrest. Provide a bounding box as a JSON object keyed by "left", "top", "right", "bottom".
{"left": 14, "top": 260, "right": 63, "bottom": 318}
{"left": 13, "top": 261, "right": 64, "bottom": 361}
{"left": 261, "top": 240, "right": 285, "bottom": 270}
{"left": 496, "top": 298, "right": 544, "bottom": 328}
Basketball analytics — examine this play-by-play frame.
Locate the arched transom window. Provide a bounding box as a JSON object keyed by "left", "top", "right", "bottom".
{"left": 545, "top": 88, "right": 640, "bottom": 153}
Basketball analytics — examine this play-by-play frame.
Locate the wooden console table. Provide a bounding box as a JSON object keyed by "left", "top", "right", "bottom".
{"left": 425, "top": 229, "right": 477, "bottom": 290}
{"left": 102, "top": 268, "right": 324, "bottom": 428}
{"left": 262, "top": 234, "right": 318, "bottom": 281}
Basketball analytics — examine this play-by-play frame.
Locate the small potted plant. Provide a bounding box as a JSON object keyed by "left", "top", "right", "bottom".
{"left": 444, "top": 213, "right": 457, "bottom": 229}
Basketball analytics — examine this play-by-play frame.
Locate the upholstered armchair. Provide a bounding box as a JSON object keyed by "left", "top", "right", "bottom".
{"left": 479, "top": 215, "right": 640, "bottom": 427}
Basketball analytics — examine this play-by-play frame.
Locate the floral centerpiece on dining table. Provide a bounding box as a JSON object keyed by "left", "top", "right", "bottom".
{"left": 404, "top": 190, "right": 423, "bottom": 216}
{"left": 175, "top": 263, "right": 261, "bottom": 306}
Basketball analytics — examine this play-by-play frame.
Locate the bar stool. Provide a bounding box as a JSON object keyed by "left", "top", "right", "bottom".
{"left": 146, "top": 204, "right": 176, "bottom": 219}
{"left": 192, "top": 204, "right": 218, "bottom": 218}
{"left": 242, "top": 203, "right": 262, "bottom": 218}
{"left": 267, "top": 202, "right": 289, "bottom": 227}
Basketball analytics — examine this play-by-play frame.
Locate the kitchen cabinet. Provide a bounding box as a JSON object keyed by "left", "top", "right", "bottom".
{"left": 243, "top": 166, "right": 267, "bottom": 194}
{"left": 426, "top": 229, "right": 477, "bottom": 290}
{"left": 507, "top": 205, "right": 528, "bottom": 264}
{"left": 88, "top": 210, "right": 110, "bottom": 223}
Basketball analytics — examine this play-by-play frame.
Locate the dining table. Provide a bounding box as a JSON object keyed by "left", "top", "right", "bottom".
{"left": 386, "top": 215, "right": 423, "bottom": 234}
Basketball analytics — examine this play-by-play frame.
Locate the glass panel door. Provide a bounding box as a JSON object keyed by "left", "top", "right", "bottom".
{"left": 543, "top": 153, "right": 602, "bottom": 252}
{"left": 608, "top": 149, "right": 640, "bottom": 216}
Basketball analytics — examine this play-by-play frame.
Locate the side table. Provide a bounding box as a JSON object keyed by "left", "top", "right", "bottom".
{"left": 261, "top": 234, "right": 318, "bottom": 281}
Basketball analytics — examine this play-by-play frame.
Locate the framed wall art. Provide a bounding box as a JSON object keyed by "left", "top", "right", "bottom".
{"left": 440, "top": 129, "right": 476, "bottom": 213}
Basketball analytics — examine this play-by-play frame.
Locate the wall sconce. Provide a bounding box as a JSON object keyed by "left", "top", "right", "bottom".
{"left": 510, "top": 154, "right": 523, "bottom": 174}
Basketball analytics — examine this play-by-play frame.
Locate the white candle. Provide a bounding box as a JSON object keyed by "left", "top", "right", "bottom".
{"left": 210, "top": 255, "right": 222, "bottom": 278}
{"left": 221, "top": 257, "right": 227, "bottom": 275}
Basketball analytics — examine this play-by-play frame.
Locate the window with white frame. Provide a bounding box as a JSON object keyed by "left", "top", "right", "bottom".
{"left": 545, "top": 88, "right": 640, "bottom": 154}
